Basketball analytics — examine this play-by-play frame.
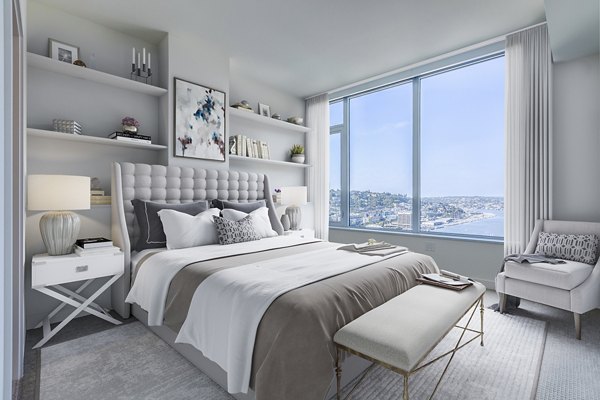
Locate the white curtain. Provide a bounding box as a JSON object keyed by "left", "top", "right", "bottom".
{"left": 305, "top": 94, "right": 330, "bottom": 240}
{"left": 504, "top": 24, "right": 553, "bottom": 255}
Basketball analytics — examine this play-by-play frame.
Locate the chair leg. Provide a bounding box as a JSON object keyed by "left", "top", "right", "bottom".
{"left": 574, "top": 313, "right": 581, "bottom": 340}
{"left": 498, "top": 292, "right": 507, "bottom": 314}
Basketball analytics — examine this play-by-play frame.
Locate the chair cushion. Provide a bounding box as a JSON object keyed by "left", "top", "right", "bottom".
{"left": 504, "top": 260, "right": 593, "bottom": 290}
{"left": 535, "top": 232, "right": 599, "bottom": 265}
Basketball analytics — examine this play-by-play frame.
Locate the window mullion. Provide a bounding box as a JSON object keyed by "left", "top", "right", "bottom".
{"left": 341, "top": 97, "right": 350, "bottom": 227}
{"left": 412, "top": 78, "right": 421, "bottom": 233}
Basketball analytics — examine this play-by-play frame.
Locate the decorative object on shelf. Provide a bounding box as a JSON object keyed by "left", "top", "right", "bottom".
{"left": 121, "top": 116, "right": 140, "bottom": 133}
{"left": 258, "top": 103, "right": 271, "bottom": 118}
{"left": 290, "top": 144, "right": 305, "bottom": 163}
{"left": 48, "top": 38, "right": 79, "bottom": 64}
{"left": 73, "top": 59, "right": 87, "bottom": 68}
{"left": 287, "top": 116, "right": 304, "bottom": 125}
{"left": 229, "top": 136, "right": 237, "bottom": 155}
{"left": 281, "top": 186, "right": 307, "bottom": 231}
{"left": 280, "top": 214, "right": 291, "bottom": 231}
{"left": 27, "top": 174, "right": 91, "bottom": 255}
{"left": 231, "top": 100, "right": 253, "bottom": 112}
{"left": 174, "top": 78, "right": 226, "bottom": 161}
{"left": 271, "top": 113, "right": 281, "bottom": 120}
{"left": 274, "top": 188, "right": 282, "bottom": 204}
{"left": 131, "top": 47, "right": 152, "bottom": 84}
{"left": 53, "top": 119, "right": 82, "bottom": 135}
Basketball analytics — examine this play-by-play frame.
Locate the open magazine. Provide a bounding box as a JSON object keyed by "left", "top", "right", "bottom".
{"left": 417, "top": 270, "right": 473, "bottom": 291}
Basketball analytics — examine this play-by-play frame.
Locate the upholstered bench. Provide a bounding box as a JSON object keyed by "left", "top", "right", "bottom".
{"left": 333, "top": 282, "right": 486, "bottom": 400}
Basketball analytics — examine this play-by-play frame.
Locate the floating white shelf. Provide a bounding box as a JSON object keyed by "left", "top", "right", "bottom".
{"left": 28, "top": 128, "right": 167, "bottom": 151}
{"left": 27, "top": 52, "right": 168, "bottom": 97}
{"left": 228, "top": 107, "right": 311, "bottom": 133}
{"left": 229, "top": 155, "right": 311, "bottom": 168}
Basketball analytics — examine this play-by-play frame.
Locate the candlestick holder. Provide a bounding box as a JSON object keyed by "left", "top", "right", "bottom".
{"left": 130, "top": 66, "right": 152, "bottom": 85}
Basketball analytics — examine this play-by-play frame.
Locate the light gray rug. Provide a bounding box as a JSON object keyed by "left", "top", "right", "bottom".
{"left": 337, "top": 309, "right": 546, "bottom": 400}
{"left": 39, "top": 309, "right": 547, "bottom": 400}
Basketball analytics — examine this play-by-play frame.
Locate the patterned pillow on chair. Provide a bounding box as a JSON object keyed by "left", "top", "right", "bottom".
{"left": 213, "top": 215, "right": 261, "bottom": 245}
{"left": 535, "top": 232, "right": 599, "bottom": 265}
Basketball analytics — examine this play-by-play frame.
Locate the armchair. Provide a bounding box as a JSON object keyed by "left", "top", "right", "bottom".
{"left": 496, "top": 219, "right": 600, "bottom": 340}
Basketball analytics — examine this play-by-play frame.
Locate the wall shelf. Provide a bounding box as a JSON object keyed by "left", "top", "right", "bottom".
{"left": 229, "top": 155, "right": 311, "bottom": 168}
{"left": 27, "top": 52, "right": 168, "bottom": 97}
{"left": 28, "top": 128, "right": 167, "bottom": 151}
{"left": 229, "top": 107, "right": 311, "bottom": 133}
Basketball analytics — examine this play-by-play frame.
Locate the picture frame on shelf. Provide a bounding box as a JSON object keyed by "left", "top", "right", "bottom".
{"left": 174, "top": 77, "right": 226, "bottom": 162}
{"left": 258, "top": 103, "right": 271, "bottom": 118}
{"left": 48, "top": 39, "right": 79, "bottom": 64}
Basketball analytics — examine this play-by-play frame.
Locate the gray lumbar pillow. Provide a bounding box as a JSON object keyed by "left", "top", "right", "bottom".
{"left": 535, "top": 232, "right": 599, "bottom": 265}
{"left": 211, "top": 199, "right": 266, "bottom": 213}
{"left": 213, "top": 215, "right": 260, "bottom": 245}
{"left": 132, "top": 199, "right": 209, "bottom": 251}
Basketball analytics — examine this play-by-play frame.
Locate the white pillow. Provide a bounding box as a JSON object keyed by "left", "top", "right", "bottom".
{"left": 157, "top": 208, "right": 220, "bottom": 249}
{"left": 221, "top": 207, "right": 278, "bottom": 238}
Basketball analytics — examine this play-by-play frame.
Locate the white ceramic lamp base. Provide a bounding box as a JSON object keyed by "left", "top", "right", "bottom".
{"left": 40, "top": 211, "right": 80, "bottom": 255}
{"left": 285, "top": 206, "right": 302, "bottom": 231}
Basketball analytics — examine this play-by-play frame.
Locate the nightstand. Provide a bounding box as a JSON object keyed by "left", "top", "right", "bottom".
{"left": 31, "top": 250, "right": 124, "bottom": 348}
{"left": 283, "top": 228, "right": 315, "bottom": 239}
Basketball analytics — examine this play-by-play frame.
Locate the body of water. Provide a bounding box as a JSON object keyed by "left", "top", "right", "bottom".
{"left": 434, "top": 210, "right": 504, "bottom": 237}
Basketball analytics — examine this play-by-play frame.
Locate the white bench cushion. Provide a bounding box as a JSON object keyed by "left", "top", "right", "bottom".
{"left": 504, "top": 260, "right": 593, "bottom": 290}
{"left": 334, "top": 282, "right": 485, "bottom": 373}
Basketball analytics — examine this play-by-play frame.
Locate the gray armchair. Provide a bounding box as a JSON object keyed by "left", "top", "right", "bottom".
{"left": 496, "top": 219, "right": 600, "bottom": 339}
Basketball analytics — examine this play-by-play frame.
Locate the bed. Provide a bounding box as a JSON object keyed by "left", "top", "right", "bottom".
{"left": 110, "top": 162, "right": 440, "bottom": 400}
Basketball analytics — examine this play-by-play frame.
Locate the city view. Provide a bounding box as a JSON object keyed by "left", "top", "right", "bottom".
{"left": 330, "top": 189, "right": 504, "bottom": 237}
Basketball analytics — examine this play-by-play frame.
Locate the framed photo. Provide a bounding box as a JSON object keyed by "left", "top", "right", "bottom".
{"left": 48, "top": 39, "right": 79, "bottom": 64}
{"left": 258, "top": 103, "right": 271, "bottom": 118}
{"left": 174, "top": 78, "right": 226, "bottom": 161}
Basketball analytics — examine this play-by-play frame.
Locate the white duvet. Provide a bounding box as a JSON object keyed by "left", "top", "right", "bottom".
{"left": 174, "top": 243, "right": 408, "bottom": 394}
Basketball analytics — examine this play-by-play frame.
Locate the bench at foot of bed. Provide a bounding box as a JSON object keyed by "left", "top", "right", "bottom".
{"left": 333, "top": 281, "right": 486, "bottom": 400}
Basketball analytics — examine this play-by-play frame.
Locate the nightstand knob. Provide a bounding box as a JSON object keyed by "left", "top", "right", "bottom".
{"left": 75, "top": 265, "right": 89, "bottom": 273}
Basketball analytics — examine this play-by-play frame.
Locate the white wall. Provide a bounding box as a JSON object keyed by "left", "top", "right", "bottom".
{"left": 552, "top": 53, "right": 600, "bottom": 222}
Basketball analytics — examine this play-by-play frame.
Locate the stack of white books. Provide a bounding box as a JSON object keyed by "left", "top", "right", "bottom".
{"left": 74, "top": 237, "right": 119, "bottom": 256}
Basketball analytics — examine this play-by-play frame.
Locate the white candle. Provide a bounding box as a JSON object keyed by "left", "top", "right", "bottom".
{"left": 143, "top": 48, "right": 146, "bottom": 65}
{"left": 137, "top": 52, "right": 140, "bottom": 68}
{"left": 132, "top": 47, "right": 135, "bottom": 64}
{"left": 148, "top": 53, "right": 151, "bottom": 69}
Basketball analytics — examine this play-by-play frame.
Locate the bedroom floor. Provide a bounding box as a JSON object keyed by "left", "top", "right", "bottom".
{"left": 19, "top": 290, "right": 600, "bottom": 400}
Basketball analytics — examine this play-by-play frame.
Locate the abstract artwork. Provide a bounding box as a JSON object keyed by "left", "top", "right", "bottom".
{"left": 174, "top": 78, "right": 226, "bottom": 161}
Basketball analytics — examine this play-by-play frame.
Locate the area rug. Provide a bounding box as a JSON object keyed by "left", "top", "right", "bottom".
{"left": 337, "top": 309, "right": 547, "bottom": 400}
{"left": 39, "top": 311, "right": 546, "bottom": 400}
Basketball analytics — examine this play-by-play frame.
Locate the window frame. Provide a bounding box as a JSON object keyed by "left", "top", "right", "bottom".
{"left": 329, "top": 52, "right": 505, "bottom": 241}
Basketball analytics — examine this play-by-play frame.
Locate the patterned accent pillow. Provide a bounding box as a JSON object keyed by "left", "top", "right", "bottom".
{"left": 213, "top": 215, "right": 261, "bottom": 245}
{"left": 535, "top": 232, "right": 599, "bottom": 265}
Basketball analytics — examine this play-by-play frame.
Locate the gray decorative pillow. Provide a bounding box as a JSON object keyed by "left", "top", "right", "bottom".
{"left": 535, "top": 232, "right": 599, "bottom": 265}
{"left": 132, "top": 199, "right": 209, "bottom": 251}
{"left": 213, "top": 215, "right": 260, "bottom": 245}
{"left": 212, "top": 199, "right": 266, "bottom": 213}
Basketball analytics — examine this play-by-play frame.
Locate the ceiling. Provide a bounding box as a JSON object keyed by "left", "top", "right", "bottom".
{"left": 33, "top": 0, "right": 546, "bottom": 98}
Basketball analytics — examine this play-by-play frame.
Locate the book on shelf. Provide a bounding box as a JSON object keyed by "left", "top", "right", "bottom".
{"left": 260, "top": 141, "right": 270, "bottom": 159}
{"left": 252, "top": 140, "right": 259, "bottom": 159}
{"left": 90, "top": 195, "right": 111, "bottom": 205}
{"left": 90, "top": 189, "right": 105, "bottom": 196}
{"left": 246, "top": 137, "right": 253, "bottom": 157}
{"left": 108, "top": 131, "right": 151, "bottom": 144}
{"left": 75, "top": 237, "right": 113, "bottom": 249}
{"left": 74, "top": 245, "right": 120, "bottom": 256}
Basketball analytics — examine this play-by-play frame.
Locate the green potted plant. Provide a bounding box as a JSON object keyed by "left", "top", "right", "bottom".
{"left": 290, "top": 144, "right": 305, "bottom": 164}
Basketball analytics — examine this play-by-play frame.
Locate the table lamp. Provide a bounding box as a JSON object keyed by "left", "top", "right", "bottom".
{"left": 281, "top": 186, "right": 307, "bottom": 231}
{"left": 28, "top": 175, "right": 91, "bottom": 255}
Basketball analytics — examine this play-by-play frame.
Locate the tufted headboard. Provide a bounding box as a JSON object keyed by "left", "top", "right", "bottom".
{"left": 110, "top": 162, "right": 283, "bottom": 318}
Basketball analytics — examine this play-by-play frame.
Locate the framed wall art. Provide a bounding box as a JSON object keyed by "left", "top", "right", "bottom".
{"left": 174, "top": 78, "right": 226, "bottom": 161}
{"left": 48, "top": 39, "right": 79, "bottom": 64}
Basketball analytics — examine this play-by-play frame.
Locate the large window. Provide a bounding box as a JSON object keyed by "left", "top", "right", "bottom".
{"left": 329, "top": 54, "right": 505, "bottom": 239}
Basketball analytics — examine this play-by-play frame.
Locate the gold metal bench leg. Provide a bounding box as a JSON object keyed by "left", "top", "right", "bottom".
{"left": 403, "top": 374, "right": 409, "bottom": 400}
{"left": 336, "top": 348, "right": 342, "bottom": 400}
{"left": 480, "top": 297, "right": 484, "bottom": 346}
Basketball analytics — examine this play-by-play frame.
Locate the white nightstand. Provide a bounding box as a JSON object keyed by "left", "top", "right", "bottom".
{"left": 31, "top": 250, "right": 124, "bottom": 348}
{"left": 283, "top": 228, "right": 315, "bottom": 239}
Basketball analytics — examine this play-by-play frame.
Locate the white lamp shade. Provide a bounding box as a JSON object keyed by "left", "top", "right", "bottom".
{"left": 280, "top": 186, "right": 307, "bottom": 207}
{"left": 28, "top": 175, "right": 91, "bottom": 211}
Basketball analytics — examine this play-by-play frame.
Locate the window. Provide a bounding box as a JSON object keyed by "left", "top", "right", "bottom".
{"left": 329, "top": 54, "right": 504, "bottom": 239}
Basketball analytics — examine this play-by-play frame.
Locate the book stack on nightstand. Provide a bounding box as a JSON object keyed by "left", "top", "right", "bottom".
{"left": 74, "top": 237, "right": 119, "bottom": 256}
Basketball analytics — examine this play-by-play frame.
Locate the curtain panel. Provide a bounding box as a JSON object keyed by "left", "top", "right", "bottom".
{"left": 305, "top": 94, "right": 330, "bottom": 240}
{"left": 504, "top": 24, "right": 553, "bottom": 255}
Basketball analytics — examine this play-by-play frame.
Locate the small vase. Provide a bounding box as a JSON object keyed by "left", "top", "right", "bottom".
{"left": 280, "top": 214, "right": 291, "bottom": 231}
{"left": 291, "top": 154, "right": 305, "bottom": 164}
{"left": 123, "top": 124, "right": 138, "bottom": 133}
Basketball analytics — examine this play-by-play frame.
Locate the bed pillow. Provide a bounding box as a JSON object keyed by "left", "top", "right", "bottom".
{"left": 211, "top": 199, "right": 266, "bottom": 213}
{"left": 157, "top": 208, "right": 220, "bottom": 249}
{"left": 213, "top": 215, "right": 260, "bottom": 245}
{"left": 535, "top": 232, "right": 599, "bottom": 265}
{"left": 132, "top": 199, "right": 210, "bottom": 251}
{"left": 221, "top": 207, "right": 278, "bottom": 238}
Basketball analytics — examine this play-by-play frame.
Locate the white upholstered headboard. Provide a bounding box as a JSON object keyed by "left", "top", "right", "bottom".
{"left": 110, "top": 162, "right": 283, "bottom": 318}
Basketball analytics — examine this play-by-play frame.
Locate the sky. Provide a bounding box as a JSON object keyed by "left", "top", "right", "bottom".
{"left": 330, "top": 55, "right": 505, "bottom": 198}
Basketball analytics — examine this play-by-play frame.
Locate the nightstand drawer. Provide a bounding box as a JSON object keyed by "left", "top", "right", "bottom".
{"left": 283, "top": 229, "right": 315, "bottom": 239}
{"left": 32, "top": 252, "right": 124, "bottom": 287}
